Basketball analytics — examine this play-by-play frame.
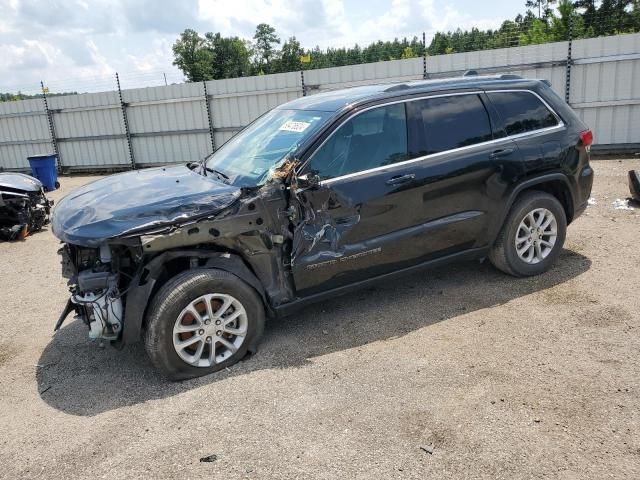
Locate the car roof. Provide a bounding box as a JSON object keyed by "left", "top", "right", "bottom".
{"left": 279, "top": 75, "right": 544, "bottom": 112}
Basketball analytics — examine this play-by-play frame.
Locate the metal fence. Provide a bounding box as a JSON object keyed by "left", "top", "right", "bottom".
{"left": 1, "top": 32, "right": 639, "bottom": 172}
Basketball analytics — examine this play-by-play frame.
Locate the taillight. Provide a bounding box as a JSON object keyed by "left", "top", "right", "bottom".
{"left": 580, "top": 129, "right": 593, "bottom": 147}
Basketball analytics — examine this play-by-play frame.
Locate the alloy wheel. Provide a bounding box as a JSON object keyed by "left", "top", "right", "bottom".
{"left": 172, "top": 293, "right": 248, "bottom": 367}
{"left": 514, "top": 207, "right": 558, "bottom": 264}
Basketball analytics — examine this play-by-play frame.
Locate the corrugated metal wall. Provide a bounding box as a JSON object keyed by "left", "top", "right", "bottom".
{"left": 304, "top": 57, "right": 425, "bottom": 92}
{"left": 123, "top": 82, "right": 210, "bottom": 167}
{"left": 427, "top": 41, "right": 570, "bottom": 98}
{"left": 0, "top": 98, "right": 52, "bottom": 170}
{"left": 571, "top": 34, "right": 640, "bottom": 145}
{"left": 1, "top": 33, "right": 638, "bottom": 172}
{"left": 207, "top": 71, "right": 302, "bottom": 147}
{"left": 48, "top": 91, "right": 129, "bottom": 168}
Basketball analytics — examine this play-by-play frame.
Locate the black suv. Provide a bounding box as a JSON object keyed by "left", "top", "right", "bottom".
{"left": 52, "top": 74, "right": 593, "bottom": 379}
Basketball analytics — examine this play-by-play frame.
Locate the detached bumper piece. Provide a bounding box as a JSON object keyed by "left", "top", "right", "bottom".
{"left": 629, "top": 170, "right": 640, "bottom": 205}
{"left": 54, "top": 299, "right": 76, "bottom": 332}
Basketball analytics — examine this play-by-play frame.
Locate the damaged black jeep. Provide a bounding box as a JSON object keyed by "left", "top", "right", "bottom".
{"left": 52, "top": 75, "right": 593, "bottom": 380}
{"left": 0, "top": 172, "right": 52, "bottom": 240}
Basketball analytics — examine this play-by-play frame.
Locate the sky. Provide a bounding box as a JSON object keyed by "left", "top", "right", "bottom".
{"left": 0, "top": 0, "right": 526, "bottom": 94}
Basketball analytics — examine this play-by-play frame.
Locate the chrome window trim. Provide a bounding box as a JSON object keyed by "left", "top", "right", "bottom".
{"left": 321, "top": 124, "right": 564, "bottom": 185}
{"left": 305, "top": 88, "right": 565, "bottom": 187}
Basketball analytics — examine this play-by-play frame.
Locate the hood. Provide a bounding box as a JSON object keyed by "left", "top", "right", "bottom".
{"left": 0, "top": 172, "right": 43, "bottom": 193}
{"left": 52, "top": 165, "right": 242, "bottom": 247}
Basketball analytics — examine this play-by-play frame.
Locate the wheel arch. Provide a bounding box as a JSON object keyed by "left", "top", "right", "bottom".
{"left": 489, "top": 173, "right": 574, "bottom": 248}
{"left": 118, "top": 249, "right": 269, "bottom": 347}
{"left": 518, "top": 178, "right": 574, "bottom": 224}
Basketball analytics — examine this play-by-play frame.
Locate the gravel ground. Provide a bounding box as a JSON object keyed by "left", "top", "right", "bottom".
{"left": 1, "top": 159, "right": 639, "bottom": 479}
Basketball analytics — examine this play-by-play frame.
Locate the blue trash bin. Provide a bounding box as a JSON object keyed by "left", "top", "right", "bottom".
{"left": 27, "top": 153, "right": 59, "bottom": 191}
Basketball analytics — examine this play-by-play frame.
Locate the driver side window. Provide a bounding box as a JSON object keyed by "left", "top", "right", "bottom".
{"left": 307, "top": 103, "right": 408, "bottom": 181}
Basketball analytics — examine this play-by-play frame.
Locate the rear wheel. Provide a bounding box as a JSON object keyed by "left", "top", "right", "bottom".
{"left": 489, "top": 191, "right": 567, "bottom": 277}
{"left": 144, "top": 269, "right": 265, "bottom": 380}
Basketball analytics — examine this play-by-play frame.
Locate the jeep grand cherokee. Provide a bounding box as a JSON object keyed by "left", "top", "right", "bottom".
{"left": 52, "top": 74, "right": 594, "bottom": 380}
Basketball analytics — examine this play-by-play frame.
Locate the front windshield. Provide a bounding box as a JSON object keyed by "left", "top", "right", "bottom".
{"left": 205, "top": 108, "right": 332, "bottom": 187}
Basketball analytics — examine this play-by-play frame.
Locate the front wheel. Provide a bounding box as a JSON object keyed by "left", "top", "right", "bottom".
{"left": 144, "top": 269, "right": 265, "bottom": 380}
{"left": 489, "top": 191, "right": 567, "bottom": 277}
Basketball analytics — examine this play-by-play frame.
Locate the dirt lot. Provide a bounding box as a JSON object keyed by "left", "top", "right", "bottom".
{"left": 0, "top": 159, "right": 639, "bottom": 479}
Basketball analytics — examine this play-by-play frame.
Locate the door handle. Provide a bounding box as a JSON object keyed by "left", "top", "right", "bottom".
{"left": 489, "top": 148, "right": 514, "bottom": 159}
{"left": 385, "top": 173, "right": 415, "bottom": 185}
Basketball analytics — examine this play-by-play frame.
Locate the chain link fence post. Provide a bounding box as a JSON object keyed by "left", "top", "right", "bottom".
{"left": 116, "top": 73, "right": 136, "bottom": 169}
{"left": 422, "top": 32, "right": 428, "bottom": 79}
{"left": 203, "top": 80, "right": 216, "bottom": 153}
{"left": 41, "top": 80, "right": 62, "bottom": 173}
{"left": 300, "top": 70, "right": 306, "bottom": 96}
{"left": 565, "top": 15, "right": 573, "bottom": 104}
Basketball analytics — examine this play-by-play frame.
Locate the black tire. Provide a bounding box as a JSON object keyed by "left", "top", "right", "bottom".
{"left": 489, "top": 190, "right": 567, "bottom": 277}
{"left": 54, "top": 181, "right": 60, "bottom": 189}
{"left": 144, "top": 269, "right": 265, "bottom": 381}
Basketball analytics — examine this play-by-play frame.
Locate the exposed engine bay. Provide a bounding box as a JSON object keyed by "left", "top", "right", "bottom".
{"left": 0, "top": 173, "right": 52, "bottom": 240}
{"left": 58, "top": 243, "right": 143, "bottom": 341}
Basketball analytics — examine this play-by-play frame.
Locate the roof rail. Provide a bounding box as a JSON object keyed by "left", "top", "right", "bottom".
{"left": 384, "top": 84, "right": 411, "bottom": 92}
{"left": 463, "top": 71, "right": 523, "bottom": 80}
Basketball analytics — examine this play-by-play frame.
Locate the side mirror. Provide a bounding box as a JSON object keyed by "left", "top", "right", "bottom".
{"left": 296, "top": 172, "right": 321, "bottom": 190}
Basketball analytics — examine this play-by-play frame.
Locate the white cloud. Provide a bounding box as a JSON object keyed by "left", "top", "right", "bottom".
{"left": 0, "top": 40, "right": 54, "bottom": 71}
{"left": 0, "top": 0, "right": 513, "bottom": 94}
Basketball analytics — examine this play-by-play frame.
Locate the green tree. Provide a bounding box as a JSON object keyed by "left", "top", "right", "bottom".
{"left": 168, "top": 4, "right": 640, "bottom": 84}
{"left": 401, "top": 46, "right": 416, "bottom": 58}
{"left": 573, "top": 0, "right": 598, "bottom": 33}
{"left": 347, "top": 44, "right": 363, "bottom": 65}
{"left": 526, "top": 0, "right": 557, "bottom": 19}
{"left": 428, "top": 32, "right": 450, "bottom": 55}
{"left": 204, "top": 33, "right": 251, "bottom": 79}
{"left": 272, "top": 36, "right": 303, "bottom": 73}
{"left": 172, "top": 29, "right": 214, "bottom": 82}
{"left": 596, "top": 0, "right": 636, "bottom": 34}
{"left": 252, "top": 23, "right": 280, "bottom": 74}
{"left": 633, "top": 1, "right": 640, "bottom": 31}
{"left": 550, "top": 0, "right": 584, "bottom": 40}
{"left": 519, "top": 18, "right": 552, "bottom": 44}
{"left": 0, "top": 91, "right": 77, "bottom": 102}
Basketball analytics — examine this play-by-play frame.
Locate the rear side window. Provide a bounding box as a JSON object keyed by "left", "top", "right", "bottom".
{"left": 487, "top": 91, "right": 558, "bottom": 136}
{"left": 407, "top": 94, "right": 493, "bottom": 156}
{"left": 307, "top": 103, "right": 408, "bottom": 180}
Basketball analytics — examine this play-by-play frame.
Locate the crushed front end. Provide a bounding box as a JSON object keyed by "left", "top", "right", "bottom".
{"left": 51, "top": 164, "right": 297, "bottom": 346}
{"left": 0, "top": 173, "right": 52, "bottom": 240}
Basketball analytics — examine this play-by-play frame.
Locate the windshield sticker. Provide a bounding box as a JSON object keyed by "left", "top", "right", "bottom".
{"left": 279, "top": 121, "right": 311, "bottom": 133}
